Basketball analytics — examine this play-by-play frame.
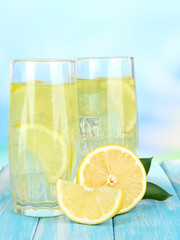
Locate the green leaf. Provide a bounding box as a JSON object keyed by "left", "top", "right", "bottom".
{"left": 140, "top": 157, "right": 153, "bottom": 175}
{"left": 143, "top": 182, "right": 173, "bottom": 201}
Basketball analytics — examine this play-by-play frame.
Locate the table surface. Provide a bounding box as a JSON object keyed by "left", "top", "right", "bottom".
{"left": 0, "top": 160, "right": 180, "bottom": 240}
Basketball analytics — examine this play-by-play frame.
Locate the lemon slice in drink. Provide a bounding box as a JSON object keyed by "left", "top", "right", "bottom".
{"left": 108, "top": 77, "right": 137, "bottom": 133}
{"left": 15, "top": 123, "right": 68, "bottom": 183}
{"left": 56, "top": 179, "right": 123, "bottom": 225}
{"left": 122, "top": 79, "right": 137, "bottom": 133}
{"left": 77, "top": 145, "right": 146, "bottom": 214}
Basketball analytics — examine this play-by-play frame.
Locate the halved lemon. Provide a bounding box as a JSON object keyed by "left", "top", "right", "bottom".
{"left": 15, "top": 123, "right": 68, "bottom": 183}
{"left": 56, "top": 179, "right": 123, "bottom": 225}
{"left": 77, "top": 145, "right": 146, "bottom": 214}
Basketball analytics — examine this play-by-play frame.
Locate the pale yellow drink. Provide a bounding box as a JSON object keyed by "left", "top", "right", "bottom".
{"left": 77, "top": 76, "right": 138, "bottom": 159}
{"left": 9, "top": 82, "right": 77, "bottom": 208}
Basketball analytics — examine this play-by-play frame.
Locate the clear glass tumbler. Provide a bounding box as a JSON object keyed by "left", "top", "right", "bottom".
{"left": 75, "top": 57, "right": 138, "bottom": 161}
{"left": 9, "top": 60, "right": 77, "bottom": 217}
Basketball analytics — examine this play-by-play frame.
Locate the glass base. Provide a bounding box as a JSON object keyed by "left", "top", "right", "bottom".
{"left": 14, "top": 201, "right": 63, "bottom": 217}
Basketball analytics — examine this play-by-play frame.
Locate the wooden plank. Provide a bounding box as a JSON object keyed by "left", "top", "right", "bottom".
{"left": 34, "top": 215, "right": 114, "bottom": 240}
{"left": 113, "top": 162, "right": 180, "bottom": 240}
{"left": 0, "top": 167, "right": 39, "bottom": 240}
{"left": 161, "top": 159, "right": 180, "bottom": 199}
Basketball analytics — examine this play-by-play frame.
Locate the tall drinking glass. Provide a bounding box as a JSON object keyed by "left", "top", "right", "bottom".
{"left": 75, "top": 57, "right": 138, "bottom": 161}
{"left": 9, "top": 60, "right": 77, "bottom": 217}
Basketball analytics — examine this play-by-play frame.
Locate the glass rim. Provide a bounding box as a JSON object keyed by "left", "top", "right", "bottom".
{"left": 75, "top": 56, "right": 134, "bottom": 61}
{"left": 10, "top": 59, "right": 74, "bottom": 63}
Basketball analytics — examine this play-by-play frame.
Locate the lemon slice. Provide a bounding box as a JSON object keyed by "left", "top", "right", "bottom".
{"left": 56, "top": 179, "right": 123, "bottom": 225}
{"left": 77, "top": 145, "right": 146, "bottom": 214}
{"left": 121, "top": 78, "right": 137, "bottom": 133}
{"left": 15, "top": 123, "right": 68, "bottom": 183}
{"left": 108, "top": 77, "right": 137, "bottom": 133}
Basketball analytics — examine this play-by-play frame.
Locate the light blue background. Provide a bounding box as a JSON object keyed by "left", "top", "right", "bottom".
{"left": 0, "top": 0, "right": 180, "bottom": 165}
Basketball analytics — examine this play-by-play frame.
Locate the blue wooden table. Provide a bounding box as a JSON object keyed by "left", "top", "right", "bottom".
{"left": 0, "top": 160, "right": 180, "bottom": 240}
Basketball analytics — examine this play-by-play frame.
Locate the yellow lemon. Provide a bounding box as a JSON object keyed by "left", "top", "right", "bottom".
{"left": 77, "top": 145, "right": 146, "bottom": 214}
{"left": 56, "top": 179, "right": 123, "bottom": 225}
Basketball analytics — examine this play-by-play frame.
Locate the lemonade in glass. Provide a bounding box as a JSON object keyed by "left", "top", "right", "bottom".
{"left": 76, "top": 57, "right": 138, "bottom": 160}
{"left": 9, "top": 60, "right": 77, "bottom": 217}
